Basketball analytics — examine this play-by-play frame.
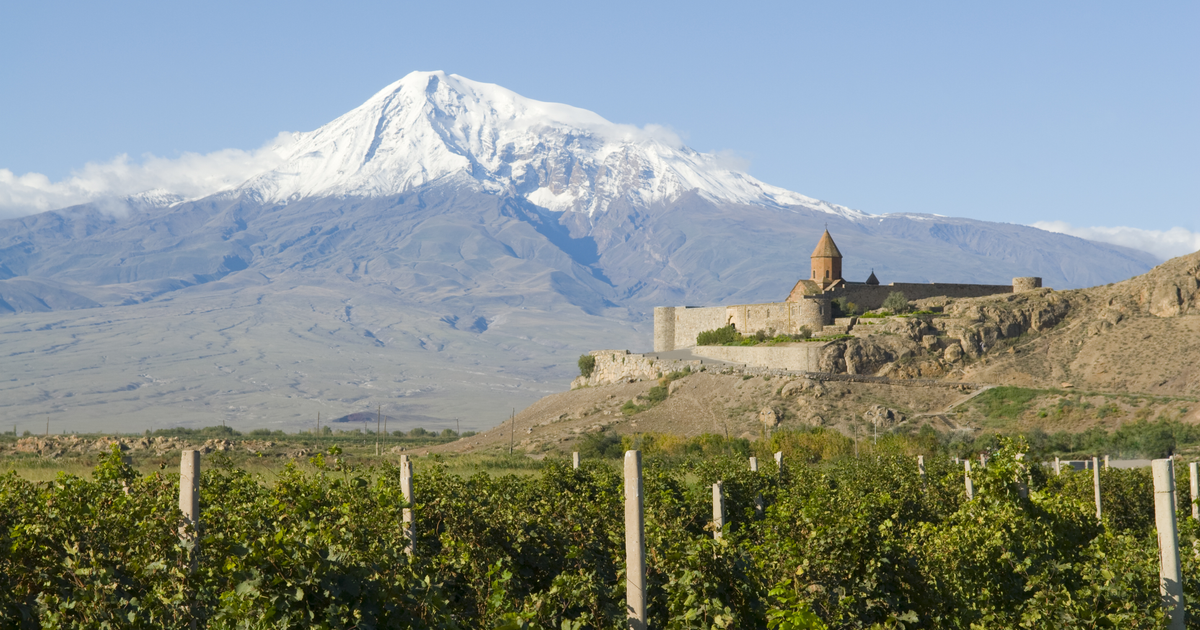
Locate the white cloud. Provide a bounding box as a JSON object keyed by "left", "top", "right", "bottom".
{"left": 1032, "top": 221, "right": 1200, "bottom": 261}
{"left": 0, "top": 133, "right": 296, "bottom": 219}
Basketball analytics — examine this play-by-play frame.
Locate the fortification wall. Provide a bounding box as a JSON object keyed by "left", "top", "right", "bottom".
{"left": 725, "top": 297, "right": 831, "bottom": 338}
{"left": 661, "top": 306, "right": 728, "bottom": 351}
{"left": 653, "top": 307, "right": 676, "bottom": 352}
{"left": 828, "top": 282, "right": 1013, "bottom": 310}
{"left": 1013, "top": 277, "right": 1043, "bottom": 293}
{"left": 689, "top": 344, "right": 827, "bottom": 372}
{"left": 572, "top": 349, "right": 711, "bottom": 388}
{"left": 657, "top": 297, "right": 833, "bottom": 351}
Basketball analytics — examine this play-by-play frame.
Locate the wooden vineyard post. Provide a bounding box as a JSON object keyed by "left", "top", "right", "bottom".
{"left": 712, "top": 482, "right": 725, "bottom": 540}
{"left": 1153, "top": 459, "right": 1186, "bottom": 629}
{"left": 179, "top": 450, "right": 200, "bottom": 569}
{"left": 1191, "top": 462, "right": 1199, "bottom": 522}
{"left": 573, "top": 452, "right": 580, "bottom": 469}
{"left": 964, "top": 460, "right": 974, "bottom": 501}
{"left": 401, "top": 455, "right": 415, "bottom": 556}
{"left": 918, "top": 455, "right": 926, "bottom": 480}
{"left": 624, "top": 450, "right": 647, "bottom": 630}
{"left": 1093, "top": 456, "right": 1102, "bottom": 521}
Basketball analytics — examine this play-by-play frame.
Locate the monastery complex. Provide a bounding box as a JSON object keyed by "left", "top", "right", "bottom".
{"left": 653, "top": 230, "right": 1043, "bottom": 352}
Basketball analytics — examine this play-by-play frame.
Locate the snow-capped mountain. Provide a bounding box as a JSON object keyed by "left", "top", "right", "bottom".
{"left": 0, "top": 71, "right": 1167, "bottom": 432}
{"left": 242, "top": 71, "right": 864, "bottom": 218}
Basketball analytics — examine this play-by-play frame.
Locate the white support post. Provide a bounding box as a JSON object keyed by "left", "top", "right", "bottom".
{"left": 712, "top": 482, "right": 725, "bottom": 540}
{"left": 178, "top": 450, "right": 200, "bottom": 570}
{"left": 1104, "top": 455, "right": 1110, "bottom": 470}
{"left": 1173, "top": 456, "right": 1180, "bottom": 512}
{"left": 624, "top": 451, "right": 647, "bottom": 630}
{"left": 774, "top": 451, "right": 783, "bottom": 472}
{"left": 1190, "top": 462, "right": 1199, "bottom": 522}
{"left": 572, "top": 452, "right": 580, "bottom": 469}
{"left": 1054, "top": 457, "right": 1061, "bottom": 475}
{"left": 749, "top": 456, "right": 764, "bottom": 518}
{"left": 979, "top": 453, "right": 986, "bottom": 468}
{"left": 964, "top": 460, "right": 974, "bottom": 501}
{"left": 1153, "top": 459, "right": 1186, "bottom": 629}
{"left": 401, "top": 455, "right": 415, "bottom": 556}
{"left": 179, "top": 450, "right": 199, "bottom": 536}
{"left": 1093, "top": 456, "right": 1102, "bottom": 521}
{"left": 918, "top": 455, "right": 926, "bottom": 480}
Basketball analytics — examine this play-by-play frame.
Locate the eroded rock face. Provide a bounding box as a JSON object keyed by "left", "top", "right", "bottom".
{"left": 818, "top": 345, "right": 846, "bottom": 373}
{"left": 863, "top": 404, "right": 904, "bottom": 427}
{"left": 843, "top": 340, "right": 898, "bottom": 376}
{"left": 758, "top": 407, "right": 780, "bottom": 427}
{"left": 779, "top": 378, "right": 817, "bottom": 397}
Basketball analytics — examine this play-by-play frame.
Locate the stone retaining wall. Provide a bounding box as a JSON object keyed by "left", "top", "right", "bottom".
{"left": 689, "top": 344, "right": 827, "bottom": 372}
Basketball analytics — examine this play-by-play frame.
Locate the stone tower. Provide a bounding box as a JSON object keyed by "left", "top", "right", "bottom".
{"left": 810, "top": 229, "right": 843, "bottom": 289}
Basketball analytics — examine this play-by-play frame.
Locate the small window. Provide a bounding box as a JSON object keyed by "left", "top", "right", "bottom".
{"left": 825, "top": 270, "right": 830, "bottom": 279}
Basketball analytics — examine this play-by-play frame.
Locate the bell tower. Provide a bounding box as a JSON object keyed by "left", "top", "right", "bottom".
{"left": 810, "top": 229, "right": 843, "bottom": 289}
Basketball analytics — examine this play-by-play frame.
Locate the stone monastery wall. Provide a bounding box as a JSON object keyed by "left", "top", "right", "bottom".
{"left": 655, "top": 296, "right": 831, "bottom": 351}
{"left": 828, "top": 282, "right": 1014, "bottom": 311}
{"left": 652, "top": 277, "right": 1045, "bottom": 352}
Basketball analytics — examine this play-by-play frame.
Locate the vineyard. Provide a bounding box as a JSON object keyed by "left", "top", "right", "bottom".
{"left": 1, "top": 434, "right": 1198, "bottom": 629}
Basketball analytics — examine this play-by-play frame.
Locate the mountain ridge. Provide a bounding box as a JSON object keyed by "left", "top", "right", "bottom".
{"left": 0, "top": 72, "right": 1169, "bottom": 431}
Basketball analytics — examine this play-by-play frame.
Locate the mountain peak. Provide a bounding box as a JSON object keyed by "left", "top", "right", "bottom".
{"left": 240, "top": 72, "right": 863, "bottom": 218}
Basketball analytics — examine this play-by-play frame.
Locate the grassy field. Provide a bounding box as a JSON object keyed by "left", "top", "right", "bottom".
{"left": 0, "top": 428, "right": 537, "bottom": 481}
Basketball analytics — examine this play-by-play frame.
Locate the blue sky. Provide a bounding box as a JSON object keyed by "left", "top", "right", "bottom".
{"left": 1, "top": 1, "right": 1196, "bottom": 257}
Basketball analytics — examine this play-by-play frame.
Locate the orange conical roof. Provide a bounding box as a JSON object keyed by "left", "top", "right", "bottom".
{"left": 810, "top": 230, "right": 842, "bottom": 258}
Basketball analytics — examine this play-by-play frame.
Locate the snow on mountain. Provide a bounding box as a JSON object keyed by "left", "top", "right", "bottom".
{"left": 241, "top": 71, "right": 866, "bottom": 219}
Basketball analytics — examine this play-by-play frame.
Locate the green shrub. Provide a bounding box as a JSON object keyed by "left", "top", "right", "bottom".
{"left": 697, "top": 324, "right": 740, "bottom": 346}
{"left": 621, "top": 400, "right": 647, "bottom": 415}
{"left": 578, "top": 430, "right": 623, "bottom": 458}
{"left": 831, "top": 297, "right": 859, "bottom": 318}
{"left": 882, "top": 291, "right": 910, "bottom": 314}
{"left": 577, "top": 354, "right": 597, "bottom": 378}
{"left": 643, "top": 385, "right": 669, "bottom": 405}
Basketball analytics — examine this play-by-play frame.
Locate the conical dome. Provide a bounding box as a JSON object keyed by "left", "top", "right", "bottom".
{"left": 810, "top": 230, "right": 842, "bottom": 258}
{"left": 866, "top": 270, "right": 879, "bottom": 285}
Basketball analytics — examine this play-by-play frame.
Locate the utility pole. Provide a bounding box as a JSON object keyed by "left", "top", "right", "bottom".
{"left": 45, "top": 415, "right": 49, "bottom": 438}
{"left": 316, "top": 411, "right": 320, "bottom": 437}
{"left": 376, "top": 405, "right": 381, "bottom": 456}
{"left": 456, "top": 418, "right": 460, "bottom": 437}
{"left": 508, "top": 409, "right": 515, "bottom": 455}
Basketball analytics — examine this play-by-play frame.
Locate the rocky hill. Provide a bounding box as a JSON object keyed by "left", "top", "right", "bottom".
{"left": 418, "top": 250, "right": 1200, "bottom": 456}
{"left": 766, "top": 250, "right": 1200, "bottom": 397}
